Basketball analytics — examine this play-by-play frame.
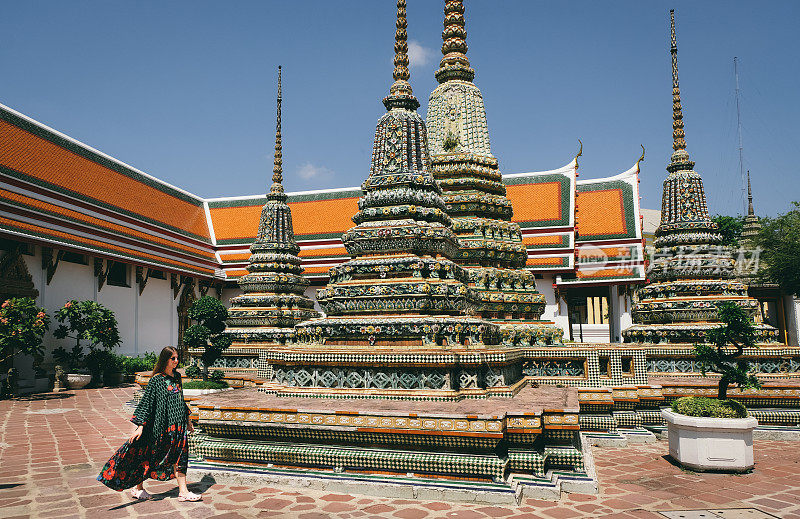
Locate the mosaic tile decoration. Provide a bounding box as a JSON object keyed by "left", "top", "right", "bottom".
{"left": 195, "top": 437, "right": 509, "bottom": 481}
{"left": 426, "top": 0, "right": 561, "bottom": 342}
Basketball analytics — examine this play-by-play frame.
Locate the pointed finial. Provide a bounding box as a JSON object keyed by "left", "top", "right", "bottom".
{"left": 435, "top": 0, "right": 475, "bottom": 83}
{"left": 384, "top": 0, "right": 419, "bottom": 110}
{"left": 269, "top": 65, "right": 285, "bottom": 199}
{"left": 667, "top": 10, "right": 694, "bottom": 172}
{"left": 638, "top": 144, "right": 646, "bottom": 166}
{"left": 747, "top": 170, "right": 754, "bottom": 216}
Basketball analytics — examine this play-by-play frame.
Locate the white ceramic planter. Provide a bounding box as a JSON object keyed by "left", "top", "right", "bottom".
{"left": 66, "top": 373, "right": 92, "bottom": 390}
{"left": 662, "top": 408, "right": 757, "bottom": 472}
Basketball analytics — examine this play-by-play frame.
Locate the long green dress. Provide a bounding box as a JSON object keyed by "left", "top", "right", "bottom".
{"left": 97, "top": 372, "right": 190, "bottom": 491}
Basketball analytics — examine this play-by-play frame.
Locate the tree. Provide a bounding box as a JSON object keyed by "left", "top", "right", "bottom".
{"left": 757, "top": 201, "right": 800, "bottom": 296}
{"left": 0, "top": 297, "right": 50, "bottom": 364}
{"left": 711, "top": 215, "right": 744, "bottom": 247}
{"left": 53, "top": 300, "right": 121, "bottom": 374}
{"left": 182, "top": 296, "right": 231, "bottom": 381}
{"left": 694, "top": 302, "right": 760, "bottom": 400}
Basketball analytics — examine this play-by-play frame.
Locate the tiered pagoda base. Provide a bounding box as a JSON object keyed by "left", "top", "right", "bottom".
{"left": 164, "top": 342, "right": 800, "bottom": 501}
{"left": 188, "top": 384, "right": 593, "bottom": 500}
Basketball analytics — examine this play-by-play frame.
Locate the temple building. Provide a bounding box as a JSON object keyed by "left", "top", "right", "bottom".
{"left": 1, "top": 2, "right": 798, "bottom": 404}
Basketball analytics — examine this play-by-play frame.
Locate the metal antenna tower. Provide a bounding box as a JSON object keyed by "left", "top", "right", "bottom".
{"left": 735, "top": 57, "right": 745, "bottom": 213}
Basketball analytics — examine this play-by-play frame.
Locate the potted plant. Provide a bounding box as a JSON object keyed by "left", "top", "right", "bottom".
{"left": 102, "top": 352, "right": 125, "bottom": 386}
{"left": 52, "top": 345, "right": 90, "bottom": 390}
{"left": 182, "top": 296, "right": 231, "bottom": 381}
{"left": 662, "top": 302, "right": 760, "bottom": 472}
{"left": 53, "top": 300, "right": 121, "bottom": 389}
{"left": 0, "top": 298, "right": 50, "bottom": 398}
{"left": 32, "top": 353, "right": 50, "bottom": 393}
{"left": 121, "top": 352, "right": 157, "bottom": 383}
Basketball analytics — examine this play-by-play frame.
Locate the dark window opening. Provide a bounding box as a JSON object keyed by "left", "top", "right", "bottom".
{"left": 107, "top": 261, "right": 129, "bottom": 287}
{"left": 599, "top": 355, "right": 611, "bottom": 378}
{"left": 62, "top": 251, "right": 88, "bottom": 264}
{"left": 621, "top": 356, "right": 634, "bottom": 376}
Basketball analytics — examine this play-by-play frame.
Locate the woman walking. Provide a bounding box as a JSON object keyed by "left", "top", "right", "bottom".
{"left": 97, "top": 346, "right": 202, "bottom": 501}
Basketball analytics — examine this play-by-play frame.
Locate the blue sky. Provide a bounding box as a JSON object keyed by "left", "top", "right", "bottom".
{"left": 2, "top": 1, "right": 798, "bottom": 215}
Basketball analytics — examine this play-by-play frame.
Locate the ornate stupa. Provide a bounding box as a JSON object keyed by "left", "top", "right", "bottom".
{"left": 623, "top": 11, "right": 777, "bottom": 344}
{"left": 295, "top": 0, "right": 497, "bottom": 349}
{"left": 426, "top": 0, "right": 562, "bottom": 346}
{"left": 741, "top": 172, "right": 762, "bottom": 246}
{"left": 225, "top": 67, "right": 318, "bottom": 344}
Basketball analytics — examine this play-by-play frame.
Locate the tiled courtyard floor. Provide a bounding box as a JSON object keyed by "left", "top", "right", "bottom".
{"left": 1, "top": 386, "right": 799, "bottom": 519}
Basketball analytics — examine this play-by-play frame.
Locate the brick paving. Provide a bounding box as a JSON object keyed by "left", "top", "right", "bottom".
{"left": 1, "top": 386, "right": 799, "bottom": 518}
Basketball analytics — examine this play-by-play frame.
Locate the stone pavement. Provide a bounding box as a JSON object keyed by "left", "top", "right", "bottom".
{"left": 1, "top": 386, "right": 799, "bottom": 519}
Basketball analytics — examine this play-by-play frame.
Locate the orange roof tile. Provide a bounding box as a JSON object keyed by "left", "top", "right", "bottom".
{"left": 0, "top": 119, "right": 210, "bottom": 239}
{"left": 1, "top": 188, "right": 215, "bottom": 262}
{"left": 506, "top": 182, "right": 562, "bottom": 224}
{"left": 576, "top": 189, "right": 626, "bottom": 238}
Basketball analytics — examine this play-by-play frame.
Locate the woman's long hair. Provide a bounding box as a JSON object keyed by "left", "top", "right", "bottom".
{"left": 152, "top": 346, "right": 179, "bottom": 377}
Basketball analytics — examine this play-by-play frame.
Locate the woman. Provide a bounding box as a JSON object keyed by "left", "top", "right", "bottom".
{"left": 97, "top": 346, "right": 201, "bottom": 502}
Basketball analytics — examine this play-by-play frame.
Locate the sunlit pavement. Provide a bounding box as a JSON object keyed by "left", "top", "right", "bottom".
{"left": 1, "top": 386, "right": 799, "bottom": 519}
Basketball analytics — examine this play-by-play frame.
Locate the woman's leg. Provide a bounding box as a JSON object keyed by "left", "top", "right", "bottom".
{"left": 174, "top": 465, "right": 189, "bottom": 495}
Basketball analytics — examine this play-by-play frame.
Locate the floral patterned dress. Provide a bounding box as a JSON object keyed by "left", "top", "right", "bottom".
{"left": 97, "top": 372, "right": 190, "bottom": 491}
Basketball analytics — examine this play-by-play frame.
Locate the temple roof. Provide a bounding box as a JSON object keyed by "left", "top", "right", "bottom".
{"left": 0, "top": 103, "right": 219, "bottom": 278}
{"left": 0, "top": 101, "right": 645, "bottom": 287}
{"left": 212, "top": 157, "right": 645, "bottom": 286}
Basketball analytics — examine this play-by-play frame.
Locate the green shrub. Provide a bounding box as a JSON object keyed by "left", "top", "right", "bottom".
{"left": 182, "top": 296, "right": 231, "bottom": 381}
{"left": 122, "top": 353, "right": 157, "bottom": 375}
{"left": 671, "top": 396, "right": 747, "bottom": 419}
{"left": 209, "top": 370, "right": 225, "bottom": 382}
{"left": 0, "top": 297, "right": 50, "bottom": 365}
{"left": 184, "top": 364, "right": 201, "bottom": 378}
{"left": 183, "top": 380, "right": 228, "bottom": 390}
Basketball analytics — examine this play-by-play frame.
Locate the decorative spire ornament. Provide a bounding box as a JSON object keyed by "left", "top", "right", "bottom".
{"left": 384, "top": 0, "right": 419, "bottom": 110}
{"left": 435, "top": 0, "right": 475, "bottom": 83}
{"left": 747, "top": 170, "right": 754, "bottom": 216}
{"left": 269, "top": 66, "right": 285, "bottom": 199}
{"left": 668, "top": 9, "right": 694, "bottom": 172}
{"left": 297, "top": 0, "right": 498, "bottom": 351}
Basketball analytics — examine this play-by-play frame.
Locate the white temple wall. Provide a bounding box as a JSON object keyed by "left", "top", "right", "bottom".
{"left": 608, "top": 285, "right": 634, "bottom": 343}
{"left": 15, "top": 246, "right": 194, "bottom": 365}
{"left": 219, "top": 286, "right": 241, "bottom": 308}
{"left": 97, "top": 279, "right": 137, "bottom": 356}
{"left": 136, "top": 276, "right": 175, "bottom": 356}
{"left": 535, "top": 276, "right": 570, "bottom": 333}
{"left": 306, "top": 283, "right": 325, "bottom": 315}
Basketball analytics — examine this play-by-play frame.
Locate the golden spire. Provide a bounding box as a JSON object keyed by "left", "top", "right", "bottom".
{"left": 269, "top": 65, "right": 284, "bottom": 198}
{"left": 667, "top": 10, "right": 694, "bottom": 172}
{"left": 747, "top": 170, "right": 754, "bottom": 216}
{"left": 435, "top": 0, "right": 474, "bottom": 83}
{"left": 384, "top": 0, "right": 419, "bottom": 110}
{"left": 670, "top": 10, "right": 686, "bottom": 153}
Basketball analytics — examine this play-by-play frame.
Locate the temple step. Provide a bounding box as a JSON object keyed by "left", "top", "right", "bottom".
{"left": 194, "top": 436, "right": 508, "bottom": 482}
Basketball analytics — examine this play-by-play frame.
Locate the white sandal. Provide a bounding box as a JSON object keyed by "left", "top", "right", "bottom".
{"left": 178, "top": 491, "right": 202, "bottom": 502}
{"left": 130, "top": 488, "right": 151, "bottom": 500}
